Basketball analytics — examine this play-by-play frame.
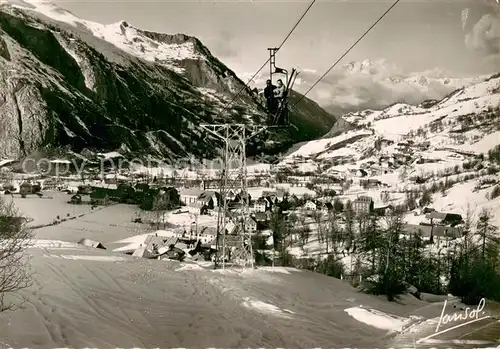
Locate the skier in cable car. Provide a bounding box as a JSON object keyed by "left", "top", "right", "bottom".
{"left": 264, "top": 79, "right": 277, "bottom": 114}
{"left": 274, "top": 79, "right": 285, "bottom": 103}
{"left": 274, "top": 79, "right": 287, "bottom": 125}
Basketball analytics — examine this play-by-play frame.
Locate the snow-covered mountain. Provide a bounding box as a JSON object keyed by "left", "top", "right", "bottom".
{"left": 276, "top": 73, "right": 500, "bottom": 226}
{"left": 246, "top": 58, "right": 489, "bottom": 118}
{"left": 0, "top": 0, "right": 336, "bottom": 160}
{"left": 342, "top": 59, "right": 486, "bottom": 87}
{"left": 298, "top": 59, "right": 489, "bottom": 116}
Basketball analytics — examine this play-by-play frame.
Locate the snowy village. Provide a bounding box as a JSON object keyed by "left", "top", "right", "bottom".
{"left": 0, "top": 0, "right": 500, "bottom": 347}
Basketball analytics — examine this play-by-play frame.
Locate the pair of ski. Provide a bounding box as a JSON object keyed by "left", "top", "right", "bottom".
{"left": 267, "top": 112, "right": 298, "bottom": 130}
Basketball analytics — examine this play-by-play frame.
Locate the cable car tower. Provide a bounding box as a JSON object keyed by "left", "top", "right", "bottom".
{"left": 200, "top": 49, "right": 298, "bottom": 270}
{"left": 200, "top": 124, "right": 266, "bottom": 270}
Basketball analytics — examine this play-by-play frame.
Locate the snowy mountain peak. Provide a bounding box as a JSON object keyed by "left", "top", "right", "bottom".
{"left": 339, "top": 74, "right": 500, "bottom": 136}
{"left": 344, "top": 59, "right": 378, "bottom": 74}
{"left": 118, "top": 20, "right": 129, "bottom": 27}
{"left": 1, "top": 0, "right": 203, "bottom": 73}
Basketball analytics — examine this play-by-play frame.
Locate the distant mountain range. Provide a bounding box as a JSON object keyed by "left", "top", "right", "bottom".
{"left": 246, "top": 58, "right": 491, "bottom": 119}
{"left": 304, "top": 59, "right": 490, "bottom": 117}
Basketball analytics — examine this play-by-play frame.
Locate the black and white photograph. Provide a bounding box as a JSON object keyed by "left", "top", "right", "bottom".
{"left": 0, "top": 0, "right": 499, "bottom": 347}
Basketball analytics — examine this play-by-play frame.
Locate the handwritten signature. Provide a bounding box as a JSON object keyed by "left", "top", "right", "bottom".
{"left": 435, "top": 298, "right": 486, "bottom": 332}
{"left": 415, "top": 298, "right": 491, "bottom": 344}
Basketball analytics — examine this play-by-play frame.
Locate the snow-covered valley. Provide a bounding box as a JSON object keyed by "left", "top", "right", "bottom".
{"left": 0, "top": 73, "right": 499, "bottom": 348}
{"left": 0, "top": 0, "right": 499, "bottom": 347}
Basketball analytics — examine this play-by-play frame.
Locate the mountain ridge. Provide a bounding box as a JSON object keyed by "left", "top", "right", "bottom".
{"left": 274, "top": 73, "right": 500, "bottom": 225}
{"left": 0, "top": 0, "right": 337, "bottom": 161}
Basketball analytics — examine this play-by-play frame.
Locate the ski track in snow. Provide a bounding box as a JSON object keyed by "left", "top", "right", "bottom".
{"left": 344, "top": 306, "right": 410, "bottom": 332}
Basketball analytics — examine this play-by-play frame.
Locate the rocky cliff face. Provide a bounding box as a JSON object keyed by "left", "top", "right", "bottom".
{"left": 0, "top": 1, "right": 337, "bottom": 161}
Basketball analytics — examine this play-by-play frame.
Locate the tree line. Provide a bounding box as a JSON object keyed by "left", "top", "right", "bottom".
{"left": 254, "top": 203, "right": 500, "bottom": 305}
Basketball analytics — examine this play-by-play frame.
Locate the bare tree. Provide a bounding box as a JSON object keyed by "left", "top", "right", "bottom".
{"left": 399, "top": 165, "right": 409, "bottom": 181}
{"left": 380, "top": 191, "right": 391, "bottom": 204}
{"left": 297, "top": 215, "right": 310, "bottom": 248}
{"left": 0, "top": 197, "right": 33, "bottom": 311}
{"left": 325, "top": 211, "right": 342, "bottom": 255}
{"left": 476, "top": 209, "right": 498, "bottom": 261}
{"left": 311, "top": 211, "right": 324, "bottom": 244}
{"left": 152, "top": 193, "right": 171, "bottom": 229}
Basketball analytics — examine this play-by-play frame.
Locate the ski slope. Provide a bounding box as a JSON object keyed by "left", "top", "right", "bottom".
{"left": 2, "top": 192, "right": 499, "bottom": 348}
{"left": 0, "top": 241, "right": 423, "bottom": 348}
{"left": 1, "top": 240, "right": 498, "bottom": 348}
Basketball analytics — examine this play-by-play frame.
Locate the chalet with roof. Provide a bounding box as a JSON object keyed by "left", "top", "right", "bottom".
{"left": 230, "top": 217, "right": 258, "bottom": 234}
{"left": 403, "top": 224, "right": 462, "bottom": 240}
{"left": 135, "top": 183, "right": 150, "bottom": 193}
{"left": 252, "top": 197, "right": 268, "bottom": 213}
{"left": 353, "top": 196, "right": 374, "bottom": 215}
{"left": 225, "top": 190, "right": 237, "bottom": 201}
{"left": 304, "top": 200, "right": 317, "bottom": 210}
{"left": 417, "top": 141, "right": 431, "bottom": 150}
{"left": 196, "top": 191, "right": 221, "bottom": 209}
{"left": 42, "top": 178, "right": 58, "bottom": 190}
{"left": 246, "top": 217, "right": 258, "bottom": 233}
{"left": 392, "top": 153, "right": 412, "bottom": 165}
{"left": 197, "top": 227, "right": 218, "bottom": 245}
{"left": 253, "top": 212, "right": 269, "bottom": 222}
{"left": 321, "top": 202, "right": 333, "bottom": 213}
{"left": 421, "top": 207, "right": 435, "bottom": 214}
{"left": 77, "top": 185, "right": 93, "bottom": 195}
{"left": 360, "top": 179, "right": 383, "bottom": 189}
{"left": 90, "top": 188, "right": 110, "bottom": 206}
{"left": 186, "top": 202, "right": 207, "bottom": 215}
{"left": 346, "top": 168, "right": 368, "bottom": 178}
{"left": 276, "top": 188, "right": 287, "bottom": 201}
{"left": 397, "top": 141, "right": 412, "bottom": 152}
{"left": 234, "top": 191, "right": 251, "bottom": 204}
{"left": 379, "top": 155, "right": 393, "bottom": 167}
{"left": 19, "top": 182, "right": 32, "bottom": 196}
{"left": 262, "top": 190, "right": 278, "bottom": 202}
{"left": 288, "top": 194, "right": 299, "bottom": 204}
{"left": 70, "top": 194, "right": 82, "bottom": 205}
{"left": 115, "top": 183, "right": 136, "bottom": 203}
{"left": 425, "top": 211, "right": 463, "bottom": 227}
{"left": 179, "top": 188, "right": 204, "bottom": 205}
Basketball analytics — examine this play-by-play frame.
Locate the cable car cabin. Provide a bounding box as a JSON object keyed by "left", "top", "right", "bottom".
{"left": 264, "top": 48, "right": 299, "bottom": 128}
{"left": 264, "top": 69, "right": 298, "bottom": 127}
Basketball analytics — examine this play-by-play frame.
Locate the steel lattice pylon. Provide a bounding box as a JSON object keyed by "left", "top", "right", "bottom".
{"left": 200, "top": 123, "right": 267, "bottom": 270}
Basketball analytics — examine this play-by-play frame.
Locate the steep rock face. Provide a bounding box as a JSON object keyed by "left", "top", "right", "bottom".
{"left": 0, "top": 31, "right": 10, "bottom": 60}
{"left": 0, "top": 3, "right": 337, "bottom": 161}
{"left": 288, "top": 90, "right": 342, "bottom": 139}
{"left": 0, "top": 33, "right": 52, "bottom": 158}
{"left": 137, "top": 28, "right": 252, "bottom": 97}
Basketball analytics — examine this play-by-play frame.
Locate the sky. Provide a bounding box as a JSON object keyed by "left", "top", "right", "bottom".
{"left": 52, "top": 0, "right": 499, "bottom": 75}
{"left": 51, "top": 0, "right": 500, "bottom": 112}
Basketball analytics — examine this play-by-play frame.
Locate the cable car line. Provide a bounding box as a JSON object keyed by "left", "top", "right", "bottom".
{"left": 216, "top": 0, "right": 317, "bottom": 119}
{"left": 291, "top": 0, "right": 401, "bottom": 109}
